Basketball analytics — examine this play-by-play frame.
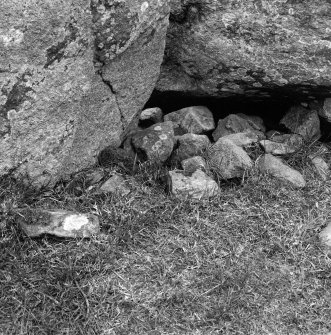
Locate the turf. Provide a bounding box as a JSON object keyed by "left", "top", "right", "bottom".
{"left": 0, "top": 144, "right": 331, "bottom": 335}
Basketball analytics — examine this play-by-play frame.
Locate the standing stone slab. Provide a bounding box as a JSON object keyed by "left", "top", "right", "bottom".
{"left": 257, "top": 154, "right": 306, "bottom": 188}
{"left": 0, "top": 0, "right": 170, "bottom": 186}
{"left": 17, "top": 208, "right": 100, "bottom": 238}
{"left": 168, "top": 169, "right": 220, "bottom": 200}
{"left": 207, "top": 138, "right": 253, "bottom": 179}
{"left": 280, "top": 106, "right": 321, "bottom": 141}
{"left": 131, "top": 121, "right": 175, "bottom": 164}
{"left": 164, "top": 106, "right": 215, "bottom": 135}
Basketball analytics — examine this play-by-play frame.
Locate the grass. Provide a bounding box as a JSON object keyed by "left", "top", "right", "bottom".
{"left": 0, "top": 143, "right": 331, "bottom": 335}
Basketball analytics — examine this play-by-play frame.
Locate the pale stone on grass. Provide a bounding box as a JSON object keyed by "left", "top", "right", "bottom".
{"left": 99, "top": 174, "right": 130, "bottom": 196}
{"left": 131, "top": 121, "right": 175, "bottom": 163}
{"left": 17, "top": 209, "right": 100, "bottom": 238}
{"left": 164, "top": 106, "right": 215, "bottom": 134}
{"left": 207, "top": 138, "right": 253, "bottom": 179}
{"left": 181, "top": 156, "right": 207, "bottom": 174}
{"left": 309, "top": 156, "right": 329, "bottom": 181}
{"left": 319, "top": 223, "right": 331, "bottom": 249}
{"left": 257, "top": 154, "right": 306, "bottom": 188}
{"left": 168, "top": 169, "right": 219, "bottom": 200}
{"left": 280, "top": 106, "right": 321, "bottom": 141}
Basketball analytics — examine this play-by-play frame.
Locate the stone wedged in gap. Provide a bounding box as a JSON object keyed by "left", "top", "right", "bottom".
{"left": 175, "top": 133, "right": 210, "bottom": 161}
{"left": 181, "top": 156, "right": 207, "bottom": 174}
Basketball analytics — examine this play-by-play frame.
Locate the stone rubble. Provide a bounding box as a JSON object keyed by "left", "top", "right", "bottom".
{"left": 175, "top": 133, "right": 211, "bottom": 161}
{"left": 17, "top": 208, "right": 100, "bottom": 238}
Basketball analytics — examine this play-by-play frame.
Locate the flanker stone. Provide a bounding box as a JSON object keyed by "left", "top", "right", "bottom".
{"left": 17, "top": 208, "right": 99, "bottom": 238}
{"left": 257, "top": 154, "right": 306, "bottom": 188}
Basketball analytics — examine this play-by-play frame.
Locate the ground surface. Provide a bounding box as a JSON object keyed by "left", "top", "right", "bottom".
{"left": 0, "top": 144, "right": 331, "bottom": 335}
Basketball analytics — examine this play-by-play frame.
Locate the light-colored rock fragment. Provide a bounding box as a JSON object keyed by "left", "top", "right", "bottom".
{"left": 266, "top": 130, "right": 283, "bottom": 139}
{"left": 139, "top": 107, "right": 163, "bottom": 124}
{"left": 176, "top": 133, "right": 210, "bottom": 161}
{"left": 257, "top": 154, "right": 306, "bottom": 188}
{"left": 212, "top": 114, "right": 265, "bottom": 142}
{"left": 181, "top": 156, "right": 207, "bottom": 174}
{"left": 17, "top": 209, "right": 100, "bottom": 238}
{"left": 280, "top": 106, "right": 321, "bottom": 141}
{"left": 164, "top": 106, "right": 215, "bottom": 134}
{"left": 99, "top": 174, "right": 130, "bottom": 196}
{"left": 207, "top": 138, "right": 253, "bottom": 179}
{"left": 168, "top": 169, "right": 219, "bottom": 200}
{"left": 260, "top": 134, "right": 303, "bottom": 155}
{"left": 319, "top": 223, "right": 331, "bottom": 249}
{"left": 131, "top": 121, "right": 175, "bottom": 163}
{"left": 309, "top": 156, "right": 329, "bottom": 181}
{"left": 318, "top": 98, "right": 331, "bottom": 122}
{"left": 221, "top": 131, "right": 259, "bottom": 147}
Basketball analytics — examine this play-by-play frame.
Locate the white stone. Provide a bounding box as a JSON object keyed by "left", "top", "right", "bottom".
{"left": 320, "top": 223, "right": 331, "bottom": 249}
{"left": 221, "top": 131, "right": 259, "bottom": 147}
{"left": 140, "top": 107, "right": 163, "bottom": 123}
{"left": 309, "top": 155, "right": 329, "bottom": 180}
{"left": 17, "top": 209, "right": 100, "bottom": 238}
{"left": 168, "top": 169, "right": 220, "bottom": 200}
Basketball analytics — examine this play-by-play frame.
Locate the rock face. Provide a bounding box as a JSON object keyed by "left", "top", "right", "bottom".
{"left": 157, "top": 0, "right": 331, "bottom": 99}
{"left": 0, "top": 0, "right": 170, "bottom": 186}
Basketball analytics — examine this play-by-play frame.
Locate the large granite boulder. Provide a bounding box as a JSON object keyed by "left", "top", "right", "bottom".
{"left": 157, "top": 0, "right": 331, "bottom": 99}
{"left": 0, "top": 0, "right": 170, "bottom": 186}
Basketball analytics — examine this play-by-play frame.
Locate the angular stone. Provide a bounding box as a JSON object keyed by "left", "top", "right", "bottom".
{"left": 17, "top": 208, "right": 99, "bottom": 238}
{"left": 168, "top": 169, "right": 219, "bottom": 200}
{"left": 309, "top": 155, "right": 329, "bottom": 181}
{"left": 176, "top": 133, "right": 210, "bottom": 161}
{"left": 131, "top": 121, "right": 175, "bottom": 164}
{"left": 139, "top": 107, "right": 164, "bottom": 125}
{"left": 221, "top": 131, "right": 260, "bottom": 147}
{"left": 212, "top": 114, "right": 265, "bottom": 142}
{"left": 280, "top": 106, "right": 321, "bottom": 141}
{"left": 257, "top": 154, "right": 306, "bottom": 188}
{"left": 0, "top": 0, "right": 170, "bottom": 187}
{"left": 260, "top": 134, "right": 303, "bottom": 155}
{"left": 207, "top": 138, "right": 253, "bottom": 179}
{"left": 266, "top": 130, "right": 284, "bottom": 139}
{"left": 164, "top": 106, "right": 215, "bottom": 135}
{"left": 236, "top": 114, "right": 266, "bottom": 132}
{"left": 319, "top": 98, "right": 331, "bottom": 122}
{"left": 99, "top": 174, "right": 130, "bottom": 196}
{"left": 319, "top": 223, "right": 331, "bottom": 249}
{"left": 181, "top": 156, "right": 207, "bottom": 174}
